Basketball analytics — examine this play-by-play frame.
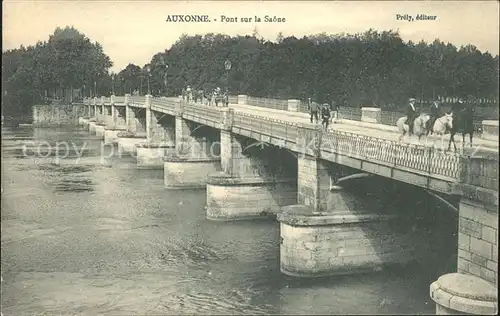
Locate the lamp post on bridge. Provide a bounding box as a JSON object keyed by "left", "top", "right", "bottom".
{"left": 111, "top": 74, "right": 115, "bottom": 95}
{"left": 146, "top": 65, "right": 151, "bottom": 95}
{"left": 94, "top": 80, "right": 97, "bottom": 97}
{"left": 224, "top": 59, "right": 231, "bottom": 106}
{"left": 163, "top": 64, "right": 169, "bottom": 96}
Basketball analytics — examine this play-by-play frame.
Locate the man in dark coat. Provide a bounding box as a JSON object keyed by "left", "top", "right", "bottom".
{"left": 308, "top": 98, "right": 319, "bottom": 123}
{"left": 321, "top": 103, "right": 331, "bottom": 130}
{"left": 406, "top": 98, "right": 417, "bottom": 136}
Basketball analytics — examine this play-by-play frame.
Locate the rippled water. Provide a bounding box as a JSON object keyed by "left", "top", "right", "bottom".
{"left": 1, "top": 126, "right": 456, "bottom": 315}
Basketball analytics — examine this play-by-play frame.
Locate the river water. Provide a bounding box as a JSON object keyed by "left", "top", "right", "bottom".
{"left": 1, "top": 126, "right": 458, "bottom": 315}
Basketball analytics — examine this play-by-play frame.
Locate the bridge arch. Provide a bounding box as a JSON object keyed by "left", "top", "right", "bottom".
{"left": 329, "top": 171, "right": 459, "bottom": 213}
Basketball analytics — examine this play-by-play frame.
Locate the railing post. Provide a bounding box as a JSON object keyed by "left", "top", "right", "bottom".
{"left": 100, "top": 96, "right": 105, "bottom": 105}
{"left": 110, "top": 95, "right": 115, "bottom": 105}
{"left": 288, "top": 99, "right": 300, "bottom": 112}
{"left": 124, "top": 94, "right": 130, "bottom": 105}
{"left": 361, "top": 107, "right": 382, "bottom": 123}
{"left": 237, "top": 95, "right": 248, "bottom": 105}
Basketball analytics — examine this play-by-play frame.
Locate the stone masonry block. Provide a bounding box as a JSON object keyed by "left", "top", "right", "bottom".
{"left": 458, "top": 232, "right": 470, "bottom": 251}
{"left": 471, "top": 253, "right": 489, "bottom": 268}
{"left": 468, "top": 261, "right": 482, "bottom": 277}
{"left": 459, "top": 217, "right": 482, "bottom": 239}
{"left": 480, "top": 267, "right": 496, "bottom": 284}
{"left": 470, "top": 236, "right": 493, "bottom": 260}
{"left": 481, "top": 225, "right": 497, "bottom": 245}
{"left": 457, "top": 258, "right": 470, "bottom": 273}
{"left": 458, "top": 248, "right": 472, "bottom": 261}
{"left": 486, "top": 260, "right": 498, "bottom": 272}
{"left": 492, "top": 245, "right": 498, "bottom": 263}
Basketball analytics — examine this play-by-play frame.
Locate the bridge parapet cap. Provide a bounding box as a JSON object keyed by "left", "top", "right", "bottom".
{"left": 482, "top": 120, "right": 499, "bottom": 126}
{"left": 361, "top": 107, "right": 381, "bottom": 112}
{"left": 430, "top": 273, "right": 497, "bottom": 315}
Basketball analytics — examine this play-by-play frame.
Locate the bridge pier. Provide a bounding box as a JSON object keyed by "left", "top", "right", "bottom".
{"left": 136, "top": 100, "right": 176, "bottom": 169}
{"left": 118, "top": 96, "right": 147, "bottom": 155}
{"left": 430, "top": 156, "right": 498, "bottom": 315}
{"left": 275, "top": 124, "right": 429, "bottom": 278}
{"left": 206, "top": 123, "right": 297, "bottom": 221}
{"left": 163, "top": 111, "right": 220, "bottom": 189}
{"left": 277, "top": 161, "right": 429, "bottom": 277}
{"left": 104, "top": 100, "right": 127, "bottom": 145}
{"left": 94, "top": 103, "right": 106, "bottom": 138}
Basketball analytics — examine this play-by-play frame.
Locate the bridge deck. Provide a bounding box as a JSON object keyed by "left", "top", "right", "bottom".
{"left": 228, "top": 103, "right": 499, "bottom": 155}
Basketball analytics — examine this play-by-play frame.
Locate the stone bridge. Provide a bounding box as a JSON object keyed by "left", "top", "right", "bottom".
{"left": 77, "top": 94, "right": 498, "bottom": 314}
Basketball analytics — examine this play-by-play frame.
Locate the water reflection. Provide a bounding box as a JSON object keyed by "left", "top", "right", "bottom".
{"left": 1, "top": 126, "right": 457, "bottom": 315}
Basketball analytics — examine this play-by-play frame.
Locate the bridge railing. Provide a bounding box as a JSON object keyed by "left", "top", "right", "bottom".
{"left": 130, "top": 96, "right": 146, "bottom": 106}
{"left": 184, "top": 102, "right": 222, "bottom": 123}
{"left": 114, "top": 96, "right": 126, "bottom": 103}
{"left": 233, "top": 111, "right": 299, "bottom": 142}
{"left": 321, "top": 131, "right": 462, "bottom": 180}
{"left": 228, "top": 95, "right": 238, "bottom": 104}
{"left": 232, "top": 109, "right": 463, "bottom": 180}
{"left": 247, "top": 97, "right": 288, "bottom": 111}
{"left": 151, "top": 97, "right": 177, "bottom": 112}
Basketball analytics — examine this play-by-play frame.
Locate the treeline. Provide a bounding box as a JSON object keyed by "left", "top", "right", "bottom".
{"left": 131, "top": 30, "right": 499, "bottom": 109}
{"left": 3, "top": 27, "right": 499, "bottom": 119}
{"left": 2, "top": 26, "right": 112, "bottom": 118}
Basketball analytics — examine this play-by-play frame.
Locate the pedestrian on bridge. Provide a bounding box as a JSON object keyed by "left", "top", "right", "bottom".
{"left": 321, "top": 103, "right": 331, "bottom": 130}
{"left": 308, "top": 98, "right": 319, "bottom": 124}
{"left": 406, "top": 98, "right": 418, "bottom": 136}
{"left": 330, "top": 101, "right": 339, "bottom": 123}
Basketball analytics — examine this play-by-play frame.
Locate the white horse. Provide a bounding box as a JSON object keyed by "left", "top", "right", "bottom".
{"left": 431, "top": 113, "right": 453, "bottom": 150}
{"left": 396, "top": 114, "right": 430, "bottom": 143}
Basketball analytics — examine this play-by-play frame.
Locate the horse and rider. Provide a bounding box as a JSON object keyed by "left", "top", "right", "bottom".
{"left": 397, "top": 96, "right": 474, "bottom": 151}
{"left": 397, "top": 98, "right": 432, "bottom": 142}
{"left": 448, "top": 98, "right": 475, "bottom": 150}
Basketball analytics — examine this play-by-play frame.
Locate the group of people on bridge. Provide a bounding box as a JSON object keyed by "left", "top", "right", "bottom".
{"left": 182, "top": 85, "right": 229, "bottom": 107}
{"left": 307, "top": 99, "right": 342, "bottom": 130}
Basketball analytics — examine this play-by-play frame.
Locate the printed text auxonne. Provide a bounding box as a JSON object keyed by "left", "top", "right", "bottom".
{"left": 166, "top": 15, "right": 210, "bottom": 22}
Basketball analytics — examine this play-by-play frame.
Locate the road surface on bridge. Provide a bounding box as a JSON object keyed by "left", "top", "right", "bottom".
{"left": 225, "top": 103, "right": 498, "bottom": 156}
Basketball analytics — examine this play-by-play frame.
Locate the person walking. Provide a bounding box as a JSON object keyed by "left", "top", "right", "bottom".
{"left": 330, "top": 100, "right": 339, "bottom": 123}
{"left": 321, "top": 103, "right": 331, "bottom": 130}
{"left": 406, "top": 98, "right": 418, "bottom": 136}
{"left": 308, "top": 98, "right": 319, "bottom": 123}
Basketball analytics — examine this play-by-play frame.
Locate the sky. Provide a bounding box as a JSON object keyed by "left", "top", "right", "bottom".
{"left": 3, "top": 0, "right": 499, "bottom": 73}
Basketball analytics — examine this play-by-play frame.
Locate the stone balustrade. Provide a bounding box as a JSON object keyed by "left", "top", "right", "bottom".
{"left": 482, "top": 120, "right": 499, "bottom": 141}
{"left": 361, "top": 107, "right": 382, "bottom": 123}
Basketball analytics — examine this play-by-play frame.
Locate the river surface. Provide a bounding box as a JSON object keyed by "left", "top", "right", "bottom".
{"left": 1, "top": 126, "right": 457, "bottom": 315}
